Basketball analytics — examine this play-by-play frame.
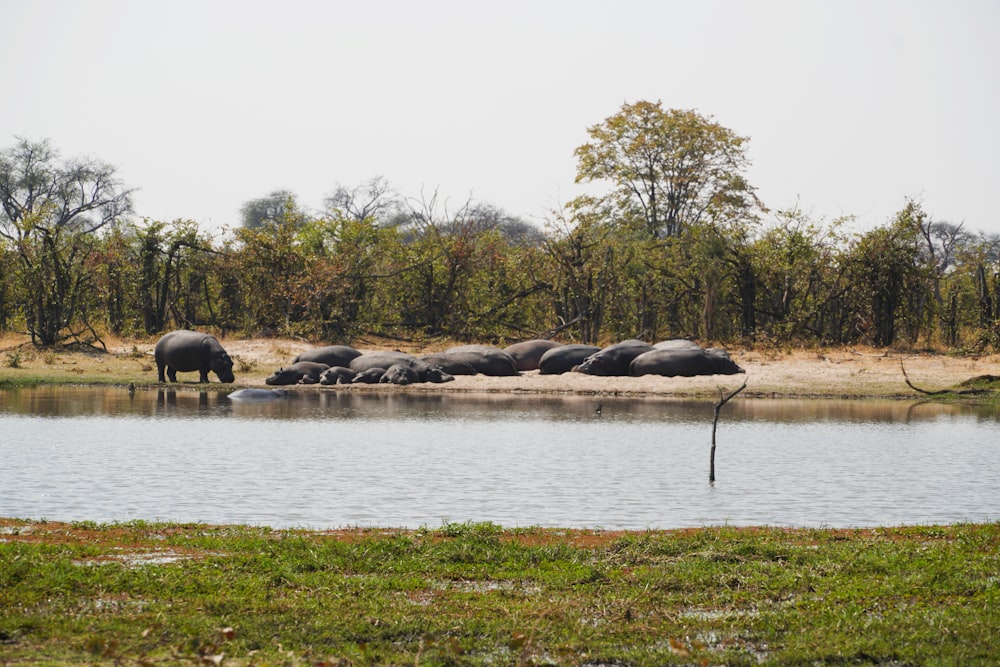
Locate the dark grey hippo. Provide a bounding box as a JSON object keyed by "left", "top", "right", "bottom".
{"left": 265, "top": 361, "right": 330, "bottom": 385}
{"left": 154, "top": 330, "right": 235, "bottom": 383}
{"left": 419, "top": 353, "right": 478, "bottom": 376}
{"left": 293, "top": 344, "right": 362, "bottom": 367}
{"left": 441, "top": 345, "right": 519, "bottom": 376}
{"left": 629, "top": 348, "right": 745, "bottom": 377}
{"left": 653, "top": 339, "right": 702, "bottom": 351}
{"left": 573, "top": 339, "right": 655, "bottom": 376}
{"left": 503, "top": 339, "right": 563, "bottom": 372}
{"left": 227, "top": 388, "right": 288, "bottom": 401}
{"left": 380, "top": 363, "right": 420, "bottom": 385}
{"left": 352, "top": 367, "right": 387, "bottom": 384}
{"left": 319, "top": 366, "right": 357, "bottom": 385}
{"left": 352, "top": 352, "right": 454, "bottom": 383}
{"left": 350, "top": 351, "right": 419, "bottom": 373}
{"left": 538, "top": 344, "right": 601, "bottom": 375}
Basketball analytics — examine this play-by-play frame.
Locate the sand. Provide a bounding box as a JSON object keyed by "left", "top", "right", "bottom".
{"left": 216, "top": 339, "right": 1000, "bottom": 399}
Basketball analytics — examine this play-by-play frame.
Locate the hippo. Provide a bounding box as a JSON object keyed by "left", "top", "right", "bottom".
{"left": 319, "top": 366, "right": 357, "bottom": 385}
{"left": 503, "top": 339, "right": 563, "bottom": 371}
{"left": 538, "top": 344, "right": 601, "bottom": 375}
{"left": 629, "top": 348, "right": 745, "bottom": 377}
{"left": 573, "top": 339, "right": 655, "bottom": 376}
{"left": 293, "top": 344, "right": 362, "bottom": 367}
{"left": 352, "top": 352, "right": 454, "bottom": 383}
{"left": 352, "top": 367, "right": 387, "bottom": 384}
{"left": 350, "top": 351, "right": 420, "bottom": 373}
{"left": 653, "top": 339, "right": 703, "bottom": 351}
{"left": 440, "top": 345, "right": 519, "bottom": 376}
{"left": 154, "top": 330, "right": 235, "bottom": 383}
{"left": 380, "top": 363, "right": 420, "bottom": 385}
{"left": 265, "top": 361, "right": 330, "bottom": 385}
{"left": 227, "top": 388, "right": 288, "bottom": 401}
{"left": 419, "top": 353, "right": 478, "bottom": 376}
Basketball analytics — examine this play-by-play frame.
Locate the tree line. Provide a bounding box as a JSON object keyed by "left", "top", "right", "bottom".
{"left": 2, "top": 101, "right": 999, "bottom": 351}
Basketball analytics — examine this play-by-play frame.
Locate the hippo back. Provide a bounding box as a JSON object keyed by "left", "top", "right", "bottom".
{"left": 538, "top": 344, "right": 601, "bottom": 375}
{"left": 574, "top": 339, "right": 654, "bottom": 376}
{"left": 350, "top": 351, "right": 419, "bottom": 373}
{"left": 503, "top": 339, "right": 563, "bottom": 371}
{"left": 293, "top": 345, "right": 362, "bottom": 367}
{"left": 629, "top": 348, "right": 744, "bottom": 377}
{"left": 441, "top": 345, "right": 518, "bottom": 376}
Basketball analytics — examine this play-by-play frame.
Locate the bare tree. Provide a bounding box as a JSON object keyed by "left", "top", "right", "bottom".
{"left": 324, "top": 176, "right": 401, "bottom": 224}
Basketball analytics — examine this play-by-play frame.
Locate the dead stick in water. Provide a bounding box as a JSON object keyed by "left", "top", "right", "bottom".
{"left": 710, "top": 379, "right": 748, "bottom": 483}
{"left": 900, "top": 360, "right": 988, "bottom": 396}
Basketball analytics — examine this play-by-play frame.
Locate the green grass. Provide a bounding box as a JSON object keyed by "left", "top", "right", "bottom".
{"left": 2, "top": 520, "right": 998, "bottom": 665}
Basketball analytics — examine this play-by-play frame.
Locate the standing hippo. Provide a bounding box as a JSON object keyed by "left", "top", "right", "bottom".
{"left": 293, "top": 345, "right": 362, "bottom": 367}
{"left": 265, "top": 361, "right": 330, "bottom": 385}
{"left": 503, "top": 339, "right": 563, "bottom": 371}
{"left": 629, "top": 348, "right": 745, "bottom": 377}
{"left": 154, "top": 330, "right": 235, "bottom": 383}
{"left": 441, "top": 345, "right": 519, "bottom": 376}
{"left": 538, "top": 344, "right": 601, "bottom": 375}
{"left": 573, "top": 339, "right": 655, "bottom": 376}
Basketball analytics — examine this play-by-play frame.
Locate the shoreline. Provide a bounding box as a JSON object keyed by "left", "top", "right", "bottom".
{"left": 2, "top": 335, "right": 1000, "bottom": 399}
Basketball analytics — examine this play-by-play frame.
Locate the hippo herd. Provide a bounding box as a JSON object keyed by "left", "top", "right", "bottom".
{"left": 152, "top": 329, "right": 744, "bottom": 386}
{"left": 261, "top": 338, "right": 744, "bottom": 386}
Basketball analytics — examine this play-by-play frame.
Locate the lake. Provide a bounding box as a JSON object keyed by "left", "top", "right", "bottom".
{"left": 1, "top": 387, "right": 998, "bottom": 530}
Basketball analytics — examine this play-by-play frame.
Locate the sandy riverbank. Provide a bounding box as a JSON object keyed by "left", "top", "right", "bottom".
{"left": 214, "top": 339, "right": 1000, "bottom": 399}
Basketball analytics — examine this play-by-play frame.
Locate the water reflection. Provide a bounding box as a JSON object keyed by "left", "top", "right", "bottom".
{"left": 2, "top": 385, "right": 998, "bottom": 423}
{"left": 1, "top": 387, "right": 998, "bottom": 530}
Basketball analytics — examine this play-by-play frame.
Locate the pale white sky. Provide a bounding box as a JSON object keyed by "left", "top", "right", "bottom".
{"left": 3, "top": 0, "right": 998, "bottom": 235}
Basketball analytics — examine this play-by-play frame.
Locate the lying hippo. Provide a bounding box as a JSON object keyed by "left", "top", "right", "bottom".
{"left": 352, "top": 367, "right": 387, "bottom": 384}
{"left": 440, "top": 345, "right": 519, "bottom": 376}
{"left": 503, "top": 339, "right": 563, "bottom": 372}
{"left": 351, "top": 352, "right": 454, "bottom": 383}
{"left": 538, "top": 344, "right": 601, "bottom": 375}
{"left": 654, "top": 338, "right": 702, "bottom": 351}
{"left": 265, "top": 361, "right": 330, "bottom": 385}
{"left": 227, "top": 388, "right": 288, "bottom": 401}
{"left": 350, "top": 351, "right": 419, "bottom": 373}
{"left": 319, "top": 366, "right": 357, "bottom": 385}
{"left": 574, "top": 339, "right": 654, "bottom": 376}
{"left": 293, "top": 344, "right": 362, "bottom": 367}
{"left": 154, "top": 330, "right": 235, "bottom": 383}
{"left": 380, "top": 363, "right": 420, "bottom": 385}
{"left": 419, "top": 353, "right": 478, "bottom": 375}
{"left": 629, "top": 348, "right": 745, "bottom": 377}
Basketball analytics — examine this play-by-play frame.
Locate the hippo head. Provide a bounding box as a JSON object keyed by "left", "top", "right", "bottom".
{"left": 265, "top": 367, "right": 299, "bottom": 386}
{"left": 423, "top": 366, "right": 455, "bottom": 383}
{"left": 573, "top": 355, "right": 610, "bottom": 376}
{"left": 213, "top": 351, "right": 236, "bottom": 383}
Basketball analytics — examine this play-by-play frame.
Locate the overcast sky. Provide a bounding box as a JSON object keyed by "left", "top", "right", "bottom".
{"left": 3, "top": 0, "right": 998, "bottom": 236}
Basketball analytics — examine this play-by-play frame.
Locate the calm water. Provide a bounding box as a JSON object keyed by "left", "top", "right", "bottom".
{"left": 1, "top": 387, "right": 998, "bottom": 529}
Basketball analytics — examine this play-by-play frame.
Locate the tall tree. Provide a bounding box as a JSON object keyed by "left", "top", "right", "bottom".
{"left": 239, "top": 190, "right": 308, "bottom": 230}
{"left": 573, "top": 100, "right": 756, "bottom": 239}
{"left": 0, "top": 138, "right": 133, "bottom": 345}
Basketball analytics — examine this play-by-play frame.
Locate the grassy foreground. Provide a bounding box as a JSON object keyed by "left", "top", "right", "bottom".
{"left": 2, "top": 520, "right": 998, "bottom": 666}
